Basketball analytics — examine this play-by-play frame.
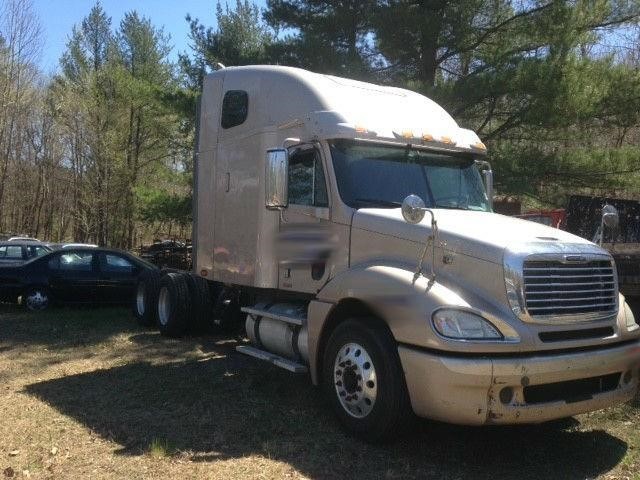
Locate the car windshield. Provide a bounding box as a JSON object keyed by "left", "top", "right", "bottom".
{"left": 329, "top": 140, "right": 490, "bottom": 211}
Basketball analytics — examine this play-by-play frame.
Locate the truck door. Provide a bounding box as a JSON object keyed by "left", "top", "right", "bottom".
{"left": 278, "top": 145, "right": 333, "bottom": 293}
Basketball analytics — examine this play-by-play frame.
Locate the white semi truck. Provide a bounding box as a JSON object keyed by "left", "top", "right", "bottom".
{"left": 134, "top": 65, "right": 640, "bottom": 441}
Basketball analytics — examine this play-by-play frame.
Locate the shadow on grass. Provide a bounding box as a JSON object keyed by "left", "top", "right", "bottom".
{"left": 0, "top": 304, "right": 142, "bottom": 350}
{"left": 25, "top": 350, "right": 629, "bottom": 480}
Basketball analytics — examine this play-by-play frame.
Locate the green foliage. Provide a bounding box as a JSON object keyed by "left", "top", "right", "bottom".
{"left": 258, "top": 0, "right": 640, "bottom": 205}
{"left": 137, "top": 186, "right": 192, "bottom": 226}
{"left": 53, "top": 2, "right": 191, "bottom": 248}
{"left": 179, "top": 0, "right": 274, "bottom": 90}
{"left": 265, "top": 0, "right": 376, "bottom": 77}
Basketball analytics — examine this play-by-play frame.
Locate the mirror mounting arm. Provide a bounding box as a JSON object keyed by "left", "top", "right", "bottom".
{"left": 413, "top": 208, "right": 438, "bottom": 285}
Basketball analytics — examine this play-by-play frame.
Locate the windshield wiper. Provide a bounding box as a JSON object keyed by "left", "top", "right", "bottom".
{"left": 433, "top": 203, "right": 468, "bottom": 210}
{"left": 354, "top": 198, "right": 402, "bottom": 209}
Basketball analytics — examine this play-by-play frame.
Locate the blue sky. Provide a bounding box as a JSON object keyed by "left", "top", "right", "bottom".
{"left": 32, "top": 0, "right": 267, "bottom": 73}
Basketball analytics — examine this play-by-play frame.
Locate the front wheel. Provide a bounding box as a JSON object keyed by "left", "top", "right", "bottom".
{"left": 322, "top": 319, "right": 411, "bottom": 443}
{"left": 24, "top": 287, "right": 52, "bottom": 311}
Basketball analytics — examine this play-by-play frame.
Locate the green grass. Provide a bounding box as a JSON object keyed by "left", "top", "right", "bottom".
{"left": 1, "top": 303, "right": 640, "bottom": 479}
{"left": 148, "top": 438, "right": 176, "bottom": 458}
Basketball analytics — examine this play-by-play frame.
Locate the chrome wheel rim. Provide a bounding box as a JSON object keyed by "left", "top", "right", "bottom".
{"left": 333, "top": 342, "right": 377, "bottom": 418}
{"left": 26, "top": 290, "right": 48, "bottom": 311}
{"left": 136, "top": 283, "right": 145, "bottom": 316}
{"left": 158, "top": 286, "right": 170, "bottom": 326}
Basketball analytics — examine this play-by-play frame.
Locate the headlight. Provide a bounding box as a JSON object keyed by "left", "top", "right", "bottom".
{"left": 432, "top": 308, "right": 503, "bottom": 340}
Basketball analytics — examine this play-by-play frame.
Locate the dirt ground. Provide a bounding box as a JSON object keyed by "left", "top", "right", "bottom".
{"left": 1, "top": 303, "right": 640, "bottom": 480}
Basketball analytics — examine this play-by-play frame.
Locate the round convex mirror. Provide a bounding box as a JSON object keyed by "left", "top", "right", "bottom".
{"left": 401, "top": 194, "right": 426, "bottom": 224}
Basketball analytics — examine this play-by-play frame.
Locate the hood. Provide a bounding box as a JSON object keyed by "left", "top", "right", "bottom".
{"left": 352, "top": 208, "right": 599, "bottom": 264}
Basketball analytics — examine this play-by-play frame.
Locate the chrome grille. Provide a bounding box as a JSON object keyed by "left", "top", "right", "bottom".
{"left": 523, "top": 260, "right": 617, "bottom": 317}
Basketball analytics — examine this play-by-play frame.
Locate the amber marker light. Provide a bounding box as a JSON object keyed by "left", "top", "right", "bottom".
{"left": 401, "top": 130, "right": 414, "bottom": 139}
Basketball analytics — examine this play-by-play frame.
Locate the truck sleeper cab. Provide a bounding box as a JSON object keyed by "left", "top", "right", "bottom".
{"left": 135, "top": 66, "right": 640, "bottom": 442}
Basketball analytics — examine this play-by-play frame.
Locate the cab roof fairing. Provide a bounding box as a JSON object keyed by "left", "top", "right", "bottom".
{"left": 207, "top": 66, "right": 486, "bottom": 154}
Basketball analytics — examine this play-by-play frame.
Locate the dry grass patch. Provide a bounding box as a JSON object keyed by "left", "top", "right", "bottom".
{"left": 1, "top": 303, "right": 640, "bottom": 479}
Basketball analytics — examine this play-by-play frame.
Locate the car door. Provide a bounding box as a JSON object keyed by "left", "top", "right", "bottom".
{"left": 278, "top": 145, "right": 334, "bottom": 293}
{"left": 47, "top": 250, "right": 100, "bottom": 303}
{"left": 97, "top": 252, "right": 139, "bottom": 303}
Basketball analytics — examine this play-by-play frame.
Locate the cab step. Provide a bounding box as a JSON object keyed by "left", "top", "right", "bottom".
{"left": 241, "top": 306, "right": 305, "bottom": 326}
{"left": 235, "top": 345, "right": 308, "bottom": 373}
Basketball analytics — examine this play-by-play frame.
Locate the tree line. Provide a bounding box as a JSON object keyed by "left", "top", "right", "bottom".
{"left": 0, "top": 0, "right": 639, "bottom": 247}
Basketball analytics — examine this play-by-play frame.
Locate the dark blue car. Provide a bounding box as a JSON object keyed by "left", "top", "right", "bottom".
{"left": 0, "top": 247, "right": 157, "bottom": 310}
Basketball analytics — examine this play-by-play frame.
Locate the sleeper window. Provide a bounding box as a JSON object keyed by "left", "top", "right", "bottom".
{"left": 221, "top": 90, "right": 248, "bottom": 129}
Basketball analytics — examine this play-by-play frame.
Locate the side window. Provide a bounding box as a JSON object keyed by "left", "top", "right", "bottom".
{"left": 53, "top": 252, "right": 94, "bottom": 271}
{"left": 221, "top": 90, "right": 248, "bottom": 129}
{"left": 28, "top": 246, "right": 48, "bottom": 258}
{"left": 5, "top": 245, "right": 23, "bottom": 258}
{"left": 0, "top": 246, "right": 5, "bottom": 257}
{"left": 288, "top": 149, "right": 329, "bottom": 207}
{"left": 100, "top": 254, "right": 134, "bottom": 274}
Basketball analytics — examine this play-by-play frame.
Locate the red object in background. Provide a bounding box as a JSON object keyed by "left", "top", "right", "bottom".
{"left": 518, "top": 209, "right": 567, "bottom": 229}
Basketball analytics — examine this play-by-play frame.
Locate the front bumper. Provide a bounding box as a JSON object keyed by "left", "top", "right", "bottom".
{"left": 399, "top": 340, "right": 640, "bottom": 425}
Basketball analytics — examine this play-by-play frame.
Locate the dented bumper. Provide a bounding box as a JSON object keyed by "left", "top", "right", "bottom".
{"left": 398, "top": 340, "right": 640, "bottom": 425}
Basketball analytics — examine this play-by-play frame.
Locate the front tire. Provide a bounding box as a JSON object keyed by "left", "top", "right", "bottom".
{"left": 322, "top": 318, "right": 411, "bottom": 442}
{"left": 24, "top": 287, "right": 52, "bottom": 311}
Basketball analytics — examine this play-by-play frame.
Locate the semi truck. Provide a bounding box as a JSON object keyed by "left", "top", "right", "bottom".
{"left": 134, "top": 65, "right": 640, "bottom": 442}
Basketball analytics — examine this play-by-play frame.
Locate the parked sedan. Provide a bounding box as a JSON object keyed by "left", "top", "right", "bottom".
{"left": 0, "top": 241, "right": 51, "bottom": 265}
{"left": 0, "top": 247, "right": 157, "bottom": 310}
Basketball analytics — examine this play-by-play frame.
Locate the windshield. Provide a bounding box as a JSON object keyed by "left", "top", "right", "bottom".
{"left": 329, "top": 140, "right": 490, "bottom": 211}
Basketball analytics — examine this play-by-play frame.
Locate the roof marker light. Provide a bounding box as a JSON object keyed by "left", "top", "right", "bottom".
{"left": 473, "top": 141, "right": 487, "bottom": 150}
{"left": 355, "top": 125, "right": 368, "bottom": 133}
{"left": 422, "top": 133, "right": 434, "bottom": 142}
{"left": 440, "top": 136, "right": 455, "bottom": 145}
{"left": 402, "top": 130, "right": 414, "bottom": 139}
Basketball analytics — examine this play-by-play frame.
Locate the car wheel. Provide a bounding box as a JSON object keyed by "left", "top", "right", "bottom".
{"left": 24, "top": 287, "right": 51, "bottom": 311}
{"left": 322, "top": 318, "right": 411, "bottom": 443}
{"left": 157, "top": 272, "right": 191, "bottom": 337}
{"left": 132, "top": 270, "right": 162, "bottom": 327}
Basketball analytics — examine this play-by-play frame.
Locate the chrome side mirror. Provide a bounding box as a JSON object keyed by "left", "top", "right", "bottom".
{"left": 598, "top": 204, "right": 619, "bottom": 246}
{"left": 265, "top": 149, "right": 288, "bottom": 209}
{"left": 402, "top": 194, "right": 426, "bottom": 224}
{"left": 602, "top": 204, "right": 619, "bottom": 229}
{"left": 475, "top": 160, "right": 494, "bottom": 209}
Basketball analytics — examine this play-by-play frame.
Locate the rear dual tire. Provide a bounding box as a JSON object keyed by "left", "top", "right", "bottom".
{"left": 133, "top": 270, "right": 163, "bottom": 326}
{"left": 157, "top": 272, "right": 191, "bottom": 337}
